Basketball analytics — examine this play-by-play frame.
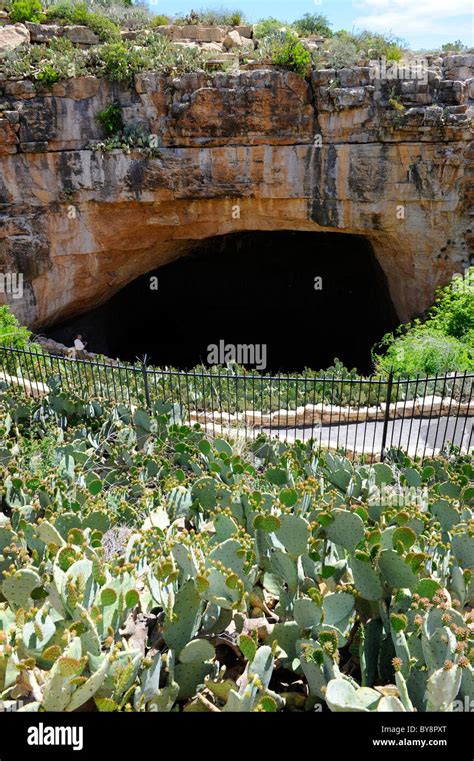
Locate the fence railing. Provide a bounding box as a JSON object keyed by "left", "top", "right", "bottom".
{"left": 0, "top": 345, "right": 472, "bottom": 461}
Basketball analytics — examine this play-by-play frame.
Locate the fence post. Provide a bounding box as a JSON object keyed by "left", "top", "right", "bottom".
{"left": 380, "top": 370, "right": 393, "bottom": 462}
{"left": 141, "top": 355, "right": 152, "bottom": 411}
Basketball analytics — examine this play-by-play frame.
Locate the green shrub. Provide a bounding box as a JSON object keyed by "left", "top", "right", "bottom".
{"left": 373, "top": 329, "right": 473, "bottom": 376}
{"left": 95, "top": 40, "right": 146, "bottom": 80}
{"left": 47, "top": 1, "right": 121, "bottom": 42}
{"left": 86, "top": 11, "right": 121, "bottom": 41}
{"left": 138, "top": 31, "right": 209, "bottom": 74}
{"left": 442, "top": 40, "right": 466, "bottom": 53}
{"left": 254, "top": 17, "right": 293, "bottom": 39}
{"left": 0, "top": 306, "right": 39, "bottom": 373}
{"left": 324, "top": 36, "right": 358, "bottom": 68}
{"left": 0, "top": 306, "right": 31, "bottom": 349}
{"left": 150, "top": 14, "right": 171, "bottom": 27}
{"left": 87, "top": 123, "right": 161, "bottom": 156}
{"left": 421, "top": 270, "right": 474, "bottom": 341}
{"left": 336, "top": 29, "right": 406, "bottom": 62}
{"left": 271, "top": 33, "right": 311, "bottom": 76}
{"left": 175, "top": 7, "right": 247, "bottom": 26}
{"left": 373, "top": 269, "right": 474, "bottom": 376}
{"left": 293, "top": 13, "right": 332, "bottom": 38}
{"left": 96, "top": 101, "right": 123, "bottom": 135}
{"left": 88, "top": 0, "right": 154, "bottom": 30}
{"left": 0, "top": 37, "right": 87, "bottom": 82}
{"left": 9, "top": 0, "right": 44, "bottom": 23}
{"left": 35, "top": 63, "right": 61, "bottom": 85}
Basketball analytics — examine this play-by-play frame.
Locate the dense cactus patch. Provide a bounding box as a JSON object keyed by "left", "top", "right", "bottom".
{"left": 0, "top": 385, "right": 473, "bottom": 712}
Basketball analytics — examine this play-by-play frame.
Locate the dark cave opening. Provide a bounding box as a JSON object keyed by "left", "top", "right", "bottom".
{"left": 44, "top": 231, "right": 400, "bottom": 374}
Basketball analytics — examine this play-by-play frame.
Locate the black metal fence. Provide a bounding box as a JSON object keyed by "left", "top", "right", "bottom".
{"left": 0, "top": 345, "right": 472, "bottom": 461}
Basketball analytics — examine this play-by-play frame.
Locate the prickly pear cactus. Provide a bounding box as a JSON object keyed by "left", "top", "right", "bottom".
{"left": 0, "top": 389, "right": 472, "bottom": 712}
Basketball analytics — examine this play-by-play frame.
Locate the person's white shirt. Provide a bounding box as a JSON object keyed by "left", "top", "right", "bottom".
{"left": 74, "top": 338, "right": 85, "bottom": 351}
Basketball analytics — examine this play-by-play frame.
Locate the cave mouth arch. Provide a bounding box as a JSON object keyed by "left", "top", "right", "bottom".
{"left": 45, "top": 230, "right": 399, "bottom": 374}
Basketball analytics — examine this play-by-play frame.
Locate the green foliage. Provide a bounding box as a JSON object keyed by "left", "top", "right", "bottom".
{"left": 0, "top": 386, "right": 473, "bottom": 712}
{"left": 46, "top": 1, "right": 121, "bottom": 42}
{"left": 375, "top": 330, "right": 473, "bottom": 376}
{"left": 175, "top": 7, "right": 247, "bottom": 26}
{"left": 89, "top": 0, "right": 155, "bottom": 30}
{"left": 35, "top": 63, "right": 61, "bottom": 85}
{"left": 150, "top": 14, "right": 171, "bottom": 27}
{"left": 270, "top": 33, "right": 311, "bottom": 77}
{"left": 0, "top": 306, "right": 32, "bottom": 350}
{"left": 253, "top": 17, "right": 293, "bottom": 40}
{"left": 93, "top": 40, "right": 146, "bottom": 80}
{"left": 321, "top": 29, "right": 405, "bottom": 65}
{"left": 9, "top": 0, "right": 44, "bottom": 23}
{"left": 323, "top": 35, "right": 358, "bottom": 68}
{"left": 442, "top": 40, "right": 467, "bottom": 53}
{"left": 350, "top": 30, "right": 406, "bottom": 61}
{"left": 96, "top": 101, "right": 123, "bottom": 135}
{"left": 91, "top": 33, "right": 208, "bottom": 82}
{"left": 87, "top": 124, "right": 161, "bottom": 157}
{"left": 373, "top": 270, "right": 474, "bottom": 376}
{"left": 0, "top": 36, "right": 88, "bottom": 83}
{"left": 293, "top": 13, "right": 332, "bottom": 38}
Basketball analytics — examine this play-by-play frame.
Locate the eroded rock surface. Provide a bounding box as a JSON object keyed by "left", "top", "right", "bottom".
{"left": 0, "top": 63, "right": 472, "bottom": 328}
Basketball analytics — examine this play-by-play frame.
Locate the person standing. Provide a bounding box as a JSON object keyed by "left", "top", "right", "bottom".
{"left": 70, "top": 334, "right": 87, "bottom": 359}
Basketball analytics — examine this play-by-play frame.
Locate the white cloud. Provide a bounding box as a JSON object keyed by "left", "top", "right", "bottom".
{"left": 353, "top": 0, "right": 473, "bottom": 38}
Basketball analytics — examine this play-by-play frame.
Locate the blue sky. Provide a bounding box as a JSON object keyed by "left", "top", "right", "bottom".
{"left": 149, "top": 0, "right": 473, "bottom": 50}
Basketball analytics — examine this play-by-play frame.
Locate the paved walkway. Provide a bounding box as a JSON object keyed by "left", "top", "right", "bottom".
{"left": 262, "top": 414, "right": 473, "bottom": 457}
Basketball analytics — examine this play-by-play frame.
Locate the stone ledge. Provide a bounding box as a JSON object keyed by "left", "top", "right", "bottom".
{"left": 188, "top": 397, "right": 473, "bottom": 428}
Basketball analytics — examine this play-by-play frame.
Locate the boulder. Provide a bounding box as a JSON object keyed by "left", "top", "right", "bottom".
{"left": 201, "top": 42, "right": 224, "bottom": 52}
{"left": 161, "top": 24, "right": 225, "bottom": 42}
{"left": 63, "top": 25, "right": 99, "bottom": 46}
{"left": 443, "top": 54, "right": 474, "bottom": 81}
{"left": 121, "top": 29, "right": 150, "bottom": 41}
{"left": 339, "top": 67, "right": 371, "bottom": 87}
{"left": 234, "top": 25, "right": 253, "bottom": 39}
{"left": 439, "top": 79, "right": 465, "bottom": 104}
{"left": 223, "top": 30, "right": 254, "bottom": 50}
{"left": 25, "top": 22, "right": 63, "bottom": 43}
{"left": 4, "top": 79, "right": 36, "bottom": 98}
{"left": 0, "top": 23, "right": 29, "bottom": 53}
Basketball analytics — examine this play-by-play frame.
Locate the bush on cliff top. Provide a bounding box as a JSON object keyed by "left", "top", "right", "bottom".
{"left": 46, "top": 1, "right": 121, "bottom": 42}
{"left": 0, "top": 31, "right": 209, "bottom": 83}
{"left": 92, "top": 33, "right": 208, "bottom": 81}
{"left": 271, "top": 33, "right": 312, "bottom": 76}
{"left": 174, "top": 7, "right": 247, "bottom": 26}
{"left": 0, "top": 36, "right": 87, "bottom": 84}
{"left": 293, "top": 12, "right": 332, "bottom": 38}
{"left": 9, "top": 0, "right": 44, "bottom": 23}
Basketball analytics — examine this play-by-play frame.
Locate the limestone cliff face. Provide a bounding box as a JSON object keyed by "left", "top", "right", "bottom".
{"left": 0, "top": 62, "right": 472, "bottom": 328}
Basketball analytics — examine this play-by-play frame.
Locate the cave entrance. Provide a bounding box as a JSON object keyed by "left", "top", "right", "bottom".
{"left": 45, "top": 231, "right": 399, "bottom": 374}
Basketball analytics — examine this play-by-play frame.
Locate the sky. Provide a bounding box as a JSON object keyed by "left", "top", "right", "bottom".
{"left": 149, "top": 0, "right": 473, "bottom": 50}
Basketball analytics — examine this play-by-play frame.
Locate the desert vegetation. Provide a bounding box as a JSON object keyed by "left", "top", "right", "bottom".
{"left": 0, "top": 1, "right": 417, "bottom": 84}
{"left": 0, "top": 382, "right": 473, "bottom": 712}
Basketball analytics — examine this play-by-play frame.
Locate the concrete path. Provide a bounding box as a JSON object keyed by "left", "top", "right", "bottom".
{"left": 262, "top": 415, "right": 473, "bottom": 457}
